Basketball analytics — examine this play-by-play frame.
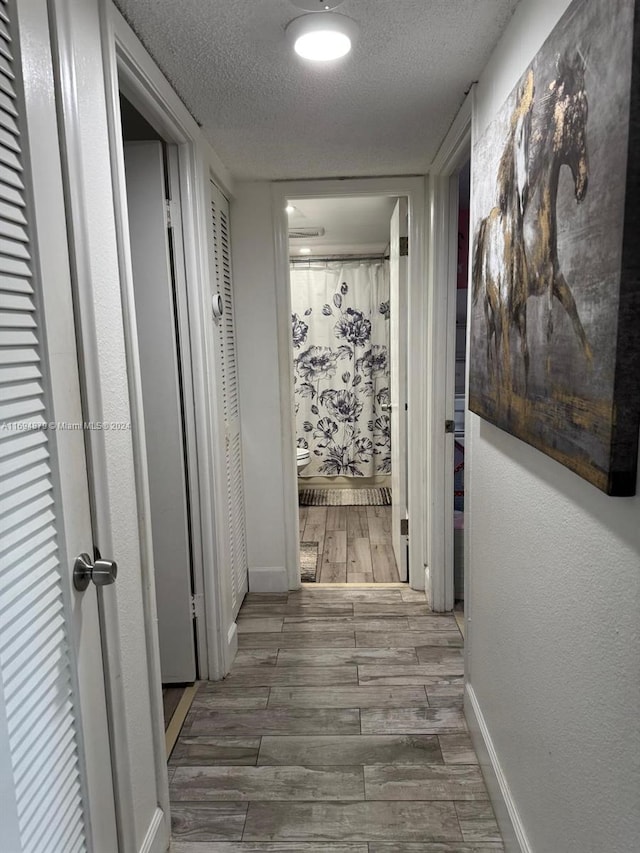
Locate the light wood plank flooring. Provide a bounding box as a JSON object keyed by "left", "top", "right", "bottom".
{"left": 299, "top": 505, "right": 400, "bottom": 583}
{"left": 168, "top": 587, "right": 503, "bottom": 851}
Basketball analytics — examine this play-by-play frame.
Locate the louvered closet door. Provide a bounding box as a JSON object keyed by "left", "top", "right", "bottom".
{"left": 209, "top": 181, "right": 248, "bottom": 618}
{"left": 0, "top": 2, "right": 117, "bottom": 851}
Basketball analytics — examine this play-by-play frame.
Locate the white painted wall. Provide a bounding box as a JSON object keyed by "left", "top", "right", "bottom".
{"left": 231, "top": 183, "right": 290, "bottom": 591}
{"left": 466, "top": 2, "right": 640, "bottom": 851}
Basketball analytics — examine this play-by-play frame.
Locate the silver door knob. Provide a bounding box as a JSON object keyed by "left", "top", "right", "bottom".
{"left": 380, "top": 403, "right": 392, "bottom": 412}
{"left": 73, "top": 551, "right": 118, "bottom": 591}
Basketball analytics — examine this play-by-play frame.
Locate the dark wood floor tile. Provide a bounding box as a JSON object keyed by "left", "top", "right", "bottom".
{"left": 346, "top": 507, "right": 369, "bottom": 540}
{"left": 319, "top": 560, "right": 347, "bottom": 583}
{"left": 238, "top": 632, "right": 356, "bottom": 649}
{"left": 230, "top": 650, "right": 279, "bottom": 667}
{"left": 369, "top": 844, "right": 504, "bottom": 852}
{"left": 245, "top": 593, "right": 288, "bottom": 603}
{"left": 236, "top": 617, "right": 284, "bottom": 634}
{"left": 276, "top": 647, "right": 419, "bottom": 667}
{"left": 171, "top": 844, "right": 369, "bottom": 852}
{"left": 170, "top": 737, "right": 261, "bottom": 767}
{"left": 454, "top": 802, "right": 502, "bottom": 843}
{"left": 358, "top": 659, "right": 464, "bottom": 683}
{"left": 360, "top": 707, "right": 467, "bottom": 735}
{"left": 243, "top": 800, "right": 462, "bottom": 843}
{"left": 353, "top": 603, "right": 435, "bottom": 616}
{"left": 283, "top": 617, "right": 410, "bottom": 633}
{"left": 170, "top": 801, "right": 248, "bottom": 842}
{"left": 191, "top": 688, "right": 270, "bottom": 710}
{"left": 356, "top": 634, "right": 464, "bottom": 651}
{"left": 326, "top": 506, "right": 348, "bottom": 531}
{"left": 268, "top": 685, "right": 428, "bottom": 709}
{"left": 438, "top": 735, "right": 479, "bottom": 765}
{"left": 240, "top": 604, "right": 354, "bottom": 617}
{"left": 257, "top": 735, "right": 444, "bottom": 766}
{"left": 163, "top": 686, "right": 185, "bottom": 728}
{"left": 170, "top": 765, "right": 364, "bottom": 802}
{"left": 288, "top": 589, "right": 403, "bottom": 603}
{"left": 409, "top": 617, "right": 462, "bottom": 632}
{"left": 364, "top": 764, "right": 488, "bottom": 801}
{"left": 371, "top": 544, "right": 400, "bottom": 582}
{"left": 188, "top": 707, "right": 361, "bottom": 736}
{"left": 401, "top": 587, "right": 432, "bottom": 601}
{"left": 217, "top": 665, "right": 357, "bottom": 687}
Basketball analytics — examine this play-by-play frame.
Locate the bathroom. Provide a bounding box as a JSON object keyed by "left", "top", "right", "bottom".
{"left": 287, "top": 195, "right": 408, "bottom": 584}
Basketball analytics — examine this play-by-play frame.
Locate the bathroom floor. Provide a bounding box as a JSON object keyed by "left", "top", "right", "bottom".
{"left": 299, "top": 505, "right": 400, "bottom": 583}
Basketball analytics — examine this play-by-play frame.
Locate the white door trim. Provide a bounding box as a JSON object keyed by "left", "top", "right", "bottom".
{"left": 271, "top": 177, "right": 428, "bottom": 591}
{"left": 426, "top": 91, "right": 473, "bottom": 612}
{"left": 101, "top": 1, "right": 237, "bottom": 682}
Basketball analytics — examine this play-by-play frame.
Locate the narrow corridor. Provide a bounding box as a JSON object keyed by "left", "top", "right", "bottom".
{"left": 168, "top": 586, "right": 503, "bottom": 850}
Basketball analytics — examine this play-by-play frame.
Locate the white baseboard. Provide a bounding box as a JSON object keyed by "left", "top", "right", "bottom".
{"left": 138, "top": 806, "right": 169, "bottom": 853}
{"left": 248, "top": 565, "right": 289, "bottom": 593}
{"left": 465, "top": 684, "right": 532, "bottom": 853}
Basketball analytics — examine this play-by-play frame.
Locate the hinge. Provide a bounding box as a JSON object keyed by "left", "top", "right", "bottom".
{"left": 191, "top": 592, "right": 205, "bottom": 621}
{"left": 165, "top": 199, "right": 179, "bottom": 229}
{"left": 399, "top": 236, "right": 409, "bottom": 257}
{"left": 445, "top": 419, "right": 455, "bottom": 433}
{"left": 400, "top": 518, "right": 409, "bottom": 537}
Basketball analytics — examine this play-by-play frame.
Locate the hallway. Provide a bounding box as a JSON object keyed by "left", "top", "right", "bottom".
{"left": 168, "top": 587, "right": 503, "bottom": 850}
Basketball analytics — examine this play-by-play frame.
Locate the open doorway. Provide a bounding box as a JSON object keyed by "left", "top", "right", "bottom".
{"left": 287, "top": 196, "right": 409, "bottom": 584}
{"left": 118, "top": 95, "right": 199, "bottom": 738}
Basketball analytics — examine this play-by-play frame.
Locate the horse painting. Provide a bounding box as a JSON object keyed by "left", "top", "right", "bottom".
{"left": 468, "top": 0, "right": 640, "bottom": 496}
{"left": 473, "top": 53, "right": 591, "bottom": 394}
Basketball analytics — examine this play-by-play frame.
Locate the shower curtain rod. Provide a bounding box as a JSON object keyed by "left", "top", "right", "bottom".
{"left": 289, "top": 253, "right": 390, "bottom": 264}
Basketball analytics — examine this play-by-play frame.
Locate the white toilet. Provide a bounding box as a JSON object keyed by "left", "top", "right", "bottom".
{"left": 296, "top": 446, "right": 311, "bottom": 474}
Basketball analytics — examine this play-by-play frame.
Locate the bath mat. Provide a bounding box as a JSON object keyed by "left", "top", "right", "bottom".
{"left": 298, "top": 487, "right": 392, "bottom": 507}
{"left": 300, "top": 542, "right": 319, "bottom": 582}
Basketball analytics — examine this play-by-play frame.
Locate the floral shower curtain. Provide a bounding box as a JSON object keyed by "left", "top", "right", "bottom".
{"left": 290, "top": 261, "right": 390, "bottom": 478}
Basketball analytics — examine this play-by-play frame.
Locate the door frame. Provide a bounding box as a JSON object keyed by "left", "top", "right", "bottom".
{"left": 271, "top": 177, "right": 428, "bottom": 592}
{"left": 426, "top": 91, "right": 473, "bottom": 611}
{"left": 99, "top": 3, "right": 237, "bottom": 680}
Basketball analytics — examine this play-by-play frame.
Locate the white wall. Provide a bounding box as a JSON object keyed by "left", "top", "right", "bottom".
{"left": 466, "top": 2, "right": 640, "bottom": 851}
{"left": 231, "top": 183, "right": 290, "bottom": 591}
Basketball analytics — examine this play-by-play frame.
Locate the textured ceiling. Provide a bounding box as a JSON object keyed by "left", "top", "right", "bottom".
{"left": 288, "top": 196, "right": 397, "bottom": 255}
{"left": 113, "top": 0, "right": 520, "bottom": 181}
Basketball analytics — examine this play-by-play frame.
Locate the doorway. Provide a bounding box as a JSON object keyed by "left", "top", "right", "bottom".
{"left": 286, "top": 195, "right": 409, "bottom": 585}
{"left": 118, "top": 96, "right": 199, "bottom": 728}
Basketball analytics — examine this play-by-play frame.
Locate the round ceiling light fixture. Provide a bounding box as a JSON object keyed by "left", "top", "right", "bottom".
{"left": 286, "top": 13, "right": 358, "bottom": 62}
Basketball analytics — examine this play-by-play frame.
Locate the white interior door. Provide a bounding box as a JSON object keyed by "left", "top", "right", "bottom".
{"left": 390, "top": 198, "right": 409, "bottom": 581}
{"left": 0, "top": 0, "right": 117, "bottom": 849}
{"left": 123, "top": 140, "right": 196, "bottom": 683}
{"left": 208, "top": 181, "right": 248, "bottom": 618}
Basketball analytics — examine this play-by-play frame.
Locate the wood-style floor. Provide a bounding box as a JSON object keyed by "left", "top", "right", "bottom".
{"left": 168, "top": 586, "right": 503, "bottom": 851}
{"left": 299, "top": 505, "right": 400, "bottom": 583}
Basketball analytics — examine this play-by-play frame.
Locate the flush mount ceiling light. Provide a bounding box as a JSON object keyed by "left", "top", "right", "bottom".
{"left": 286, "top": 12, "right": 358, "bottom": 62}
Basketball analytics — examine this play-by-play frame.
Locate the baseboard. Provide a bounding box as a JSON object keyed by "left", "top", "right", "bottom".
{"left": 138, "top": 806, "right": 169, "bottom": 853}
{"left": 465, "top": 684, "right": 532, "bottom": 853}
{"left": 248, "top": 565, "right": 289, "bottom": 592}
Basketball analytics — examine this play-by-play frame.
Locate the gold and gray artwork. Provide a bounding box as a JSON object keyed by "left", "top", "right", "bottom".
{"left": 469, "top": 0, "right": 640, "bottom": 496}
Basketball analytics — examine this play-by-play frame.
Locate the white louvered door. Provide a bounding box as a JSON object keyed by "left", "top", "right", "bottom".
{"left": 208, "top": 181, "right": 248, "bottom": 618}
{"left": 0, "top": 2, "right": 117, "bottom": 851}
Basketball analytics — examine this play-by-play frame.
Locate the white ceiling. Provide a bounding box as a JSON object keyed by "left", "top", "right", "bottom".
{"left": 113, "top": 0, "right": 520, "bottom": 181}
{"left": 288, "top": 196, "right": 397, "bottom": 256}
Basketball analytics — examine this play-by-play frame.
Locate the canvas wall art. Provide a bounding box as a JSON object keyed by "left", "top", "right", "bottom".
{"left": 469, "top": 0, "right": 640, "bottom": 496}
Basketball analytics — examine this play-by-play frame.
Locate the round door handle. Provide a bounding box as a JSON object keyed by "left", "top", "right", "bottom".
{"left": 380, "top": 403, "right": 392, "bottom": 412}
{"left": 73, "top": 552, "right": 118, "bottom": 591}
